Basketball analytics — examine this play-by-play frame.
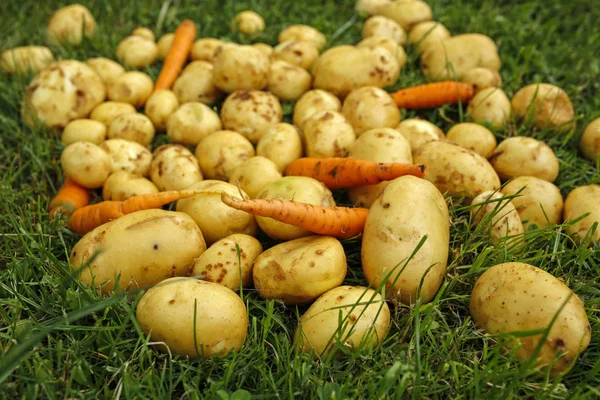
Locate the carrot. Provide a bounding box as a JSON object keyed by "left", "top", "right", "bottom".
{"left": 153, "top": 19, "right": 197, "bottom": 92}
{"left": 48, "top": 177, "right": 91, "bottom": 219}
{"left": 221, "top": 192, "right": 369, "bottom": 239}
{"left": 283, "top": 157, "right": 427, "bottom": 189}
{"left": 390, "top": 81, "right": 475, "bottom": 109}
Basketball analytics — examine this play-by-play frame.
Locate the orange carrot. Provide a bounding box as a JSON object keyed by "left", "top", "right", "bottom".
{"left": 153, "top": 19, "right": 197, "bottom": 92}
{"left": 283, "top": 157, "right": 427, "bottom": 189}
{"left": 49, "top": 177, "right": 91, "bottom": 219}
{"left": 390, "top": 81, "right": 474, "bottom": 109}
{"left": 221, "top": 192, "right": 369, "bottom": 239}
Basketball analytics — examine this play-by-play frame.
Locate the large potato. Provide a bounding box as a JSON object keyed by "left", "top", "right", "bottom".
{"left": 362, "top": 176, "right": 449, "bottom": 305}
{"left": 70, "top": 209, "right": 206, "bottom": 294}
{"left": 195, "top": 130, "right": 255, "bottom": 180}
{"left": 102, "top": 171, "right": 158, "bottom": 201}
{"left": 580, "top": 118, "right": 600, "bottom": 161}
{"left": 191, "top": 38, "right": 223, "bottom": 62}
{"left": 356, "top": 36, "right": 407, "bottom": 69}
{"left": 172, "top": 61, "right": 223, "bottom": 105}
{"left": 48, "top": 4, "right": 96, "bottom": 44}
{"left": 150, "top": 144, "right": 203, "bottom": 191}
{"left": 107, "top": 113, "right": 155, "bottom": 145}
{"left": 253, "top": 236, "right": 347, "bottom": 305}
{"left": 446, "top": 122, "right": 497, "bottom": 158}
{"left": 144, "top": 89, "right": 180, "bottom": 131}
{"left": 395, "top": 118, "right": 445, "bottom": 154}
{"left": 256, "top": 123, "right": 303, "bottom": 171}
{"left": 293, "top": 90, "right": 342, "bottom": 129}
{"left": 61, "top": 119, "right": 106, "bottom": 145}
{"left": 267, "top": 60, "right": 312, "bottom": 102}
{"left": 85, "top": 57, "right": 125, "bottom": 87}
{"left": 278, "top": 25, "right": 326, "bottom": 50}
{"left": 466, "top": 87, "right": 512, "bottom": 129}
{"left": 342, "top": 86, "right": 400, "bottom": 136}
{"left": 378, "top": 0, "right": 432, "bottom": 31}
{"left": 489, "top": 137, "right": 559, "bottom": 182}
{"left": 502, "top": 176, "right": 563, "bottom": 230}
{"left": 60, "top": 142, "right": 111, "bottom": 189}
{"left": 271, "top": 40, "right": 319, "bottom": 71}
{"left": 362, "top": 16, "right": 406, "bottom": 45}
{"left": 470, "top": 262, "right": 591, "bottom": 376}
{"left": 470, "top": 191, "right": 524, "bottom": 246}
{"left": 1, "top": 46, "right": 54, "bottom": 75}
{"left": 108, "top": 71, "right": 154, "bottom": 108}
{"left": 115, "top": 36, "right": 158, "bottom": 69}
{"left": 213, "top": 45, "right": 269, "bottom": 92}
{"left": 408, "top": 21, "right": 451, "bottom": 54}
{"left": 564, "top": 185, "right": 600, "bottom": 245}
{"left": 302, "top": 111, "right": 356, "bottom": 158}
{"left": 229, "top": 157, "right": 282, "bottom": 199}
{"left": 100, "top": 139, "right": 152, "bottom": 176}
{"left": 90, "top": 101, "right": 136, "bottom": 127}
{"left": 167, "top": 102, "right": 222, "bottom": 146}
{"left": 511, "top": 83, "right": 575, "bottom": 132}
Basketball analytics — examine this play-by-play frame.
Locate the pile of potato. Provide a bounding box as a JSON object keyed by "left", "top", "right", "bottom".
{"left": 5, "top": 2, "right": 598, "bottom": 374}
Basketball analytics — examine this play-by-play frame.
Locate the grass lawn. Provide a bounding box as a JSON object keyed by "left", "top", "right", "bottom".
{"left": 1, "top": 0, "right": 599, "bottom": 398}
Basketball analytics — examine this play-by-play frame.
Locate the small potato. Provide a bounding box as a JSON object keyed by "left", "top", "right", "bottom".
{"left": 446, "top": 122, "right": 497, "bottom": 158}
{"left": 195, "top": 130, "right": 255, "bottom": 181}
{"left": 144, "top": 89, "right": 180, "bottom": 131}
{"left": 342, "top": 86, "right": 400, "bottom": 136}
{"left": 461, "top": 68, "right": 502, "bottom": 93}
{"left": 190, "top": 38, "right": 223, "bottom": 62}
{"left": 488, "top": 137, "right": 559, "bottom": 182}
{"left": 303, "top": 111, "right": 356, "bottom": 158}
{"left": 356, "top": 0, "right": 391, "bottom": 15}
{"left": 150, "top": 144, "right": 203, "bottom": 191}
{"left": 278, "top": 25, "right": 326, "bottom": 51}
{"left": 116, "top": 36, "right": 158, "bottom": 69}
{"left": 220, "top": 90, "right": 283, "bottom": 144}
{"left": 1, "top": 46, "right": 54, "bottom": 75}
{"left": 173, "top": 61, "right": 223, "bottom": 105}
{"left": 107, "top": 113, "right": 155, "bottom": 145}
{"left": 362, "top": 16, "right": 407, "bottom": 45}
{"left": 192, "top": 234, "right": 262, "bottom": 291}
{"left": 157, "top": 33, "right": 175, "bottom": 60}
{"left": 408, "top": 21, "right": 451, "bottom": 54}
{"left": 102, "top": 171, "right": 158, "bottom": 201}
{"left": 232, "top": 10, "right": 265, "bottom": 34}
{"left": 99, "top": 139, "right": 152, "bottom": 176}
{"left": 564, "top": 184, "right": 600, "bottom": 245}
{"left": 252, "top": 43, "right": 273, "bottom": 57}
{"left": 167, "top": 102, "right": 222, "bottom": 146}
{"left": 378, "top": 0, "right": 432, "bottom": 31}
{"left": 213, "top": 45, "right": 269, "bottom": 92}
{"left": 61, "top": 142, "right": 111, "bottom": 189}
{"left": 85, "top": 57, "right": 125, "bottom": 86}
{"left": 48, "top": 4, "right": 96, "bottom": 44}
{"left": 271, "top": 40, "right": 319, "bottom": 71}
{"left": 502, "top": 176, "right": 564, "bottom": 230}
{"left": 108, "top": 71, "right": 154, "bottom": 108}
{"left": 466, "top": 87, "right": 511, "bottom": 129}
{"left": 229, "top": 156, "right": 282, "bottom": 199}
{"left": 131, "top": 27, "right": 154, "bottom": 42}
{"left": 256, "top": 123, "right": 303, "bottom": 171}
{"left": 293, "top": 90, "right": 342, "bottom": 129}
{"left": 267, "top": 60, "right": 312, "bottom": 102}
{"left": 61, "top": 119, "right": 106, "bottom": 145}
{"left": 136, "top": 277, "right": 247, "bottom": 359}
{"left": 470, "top": 191, "right": 524, "bottom": 246}
{"left": 511, "top": 83, "right": 576, "bottom": 132}
{"left": 356, "top": 36, "right": 407, "bottom": 70}
{"left": 580, "top": 118, "right": 600, "bottom": 161}
{"left": 90, "top": 101, "right": 136, "bottom": 127}
{"left": 395, "top": 118, "right": 445, "bottom": 154}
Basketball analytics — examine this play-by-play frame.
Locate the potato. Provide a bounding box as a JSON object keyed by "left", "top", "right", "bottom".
{"left": 362, "top": 16, "right": 406, "bottom": 45}
{"left": 131, "top": 27, "right": 154, "bottom": 42}
{"left": 220, "top": 90, "right": 283, "bottom": 144}
{"left": 60, "top": 142, "right": 111, "bottom": 189}
{"left": 470, "top": 191, "right": 524, "bottom": 246}
{"left": 253, "top": 236, "right": 347, "bottom": 304}
{"left": 21, "top": 60, "right": 106, "bottom": 129}
{"left": 90, "top": 101, "right": 136, "bottom": 127}
{"left": 252, "top": 43, "right": 273, "bottom": 58}
{"left": 192, "top": 234, "right": 262, "bottom": 291}
{"left": 278, "top": 25, "right": 326, "bottom": 51}
{"left": 136, "top": 277, "right": 247, "bottom": 359}
{"left": 108, "top": 71, "right": 153, "bottom": 108}
{"left": 342, "top": 86, "right": 401, "bottom": 136}
{"left": 446, "top": 122, "right": 497, "bottom": 158}
{"left": 293, "top": 90, "right": 342, "bottom": 129}
{"left": 502, "top": 176, "right": 563, "bottom": 230}
{"left": 107, "top": 113, "right": 155, "bottom": 145}
{"left": 271, "top": 40, "right": 319, "bottom": 71}
{"left": 195, "top": 130, "right": 255, "bottom": 181}
{"left": 580, "top": 118, "right": 600, "bottom": 161}
{"left": 256, "top": 123, "right": 303, "bottom": 171}
{"left": 511, "top": 83, "right": 576, "bottom": 132}
{"left": 255, "top": 177, "right": 335, "bottom": 240}
{"left": 408, "top": 21, "right": 451, "bottom": 54}
{"left": 470, "top": 262, "right": 591, "bottom": 376}
{"left": 99, "top": 139, "right": 152, "bottom": 176}
{"left": 294, "top": 286, "right": 390, "bottom": 357}
{"left": 176, "top": 180, "right": 258, "bottom": 244}
{"left": 347, "top": 128, "right": 412, "bottom": 208}
{"left": 488, "top": 137, "right": 559, "bottom": 182}
{"left": 85, "top": 57, "right": 125, "bottom": 87}
{"left": 167, "top": 102, "right": 222, "bottom": 146}
{"left": 564, "top": 184, "right": 600, "bottom": 245}
{"left": 395, "top": 118, "right": 445, "bottom": 154}
{"left": 116, "top": 36, "right": 158, "bottom": 69}
{"left": 378, "top": 0, "right": 432, "bottom": 31}
{"left": 102, "top": 171, "right": 159, "bottom": 201}
{"left": 362, "top": 176, "right": 449, "bottom": 305}
{"left": 414, "top": 140, "right": 501, "bottom": 198}
{"left": 144, "top": 89, "right": 179, "bottom": 131}
{"left": 1, "top": 46, "right": 54, "bottom": 75}
{"left": 173, "top": 61, "right": 223, "bottom": 105}
{"left": 356, "top": 0, "right": 391, "bottom": 14}
{"left": 303, "top": 111, "right": 356, "bottom": 158}
{"left": 267, "top": 60, "right": 312, "bottom": 102}
{"left": 213, "top": 45, "right": 269, "bottom": 92}
{"left": 48, "top": 4, "right": 96, "bottom": 44}
{"left": 150, "top": 144, "right": 203, "bottom": 191}
{"left": 157, "top": 33, "right": 175, "bottom": 60}
{"left": 190, "top": 38, "right": 223, "bottom": 62}
{"left": 232, "top": 10, "right": 265, "bottom": 34}
{"left": 466, "top": 87, "right": 511, "bottom": 128}
{"left": 461, "top": 67, "right": 502, "bottom": 93}
{"left": 356, "top": 36, "right": 407, "bottom": 70}
{"left": 61, "top": 119, "right": 106, "bottom": 145}
{"left": 229, "top": 157, "right": 282, "bottom": 199}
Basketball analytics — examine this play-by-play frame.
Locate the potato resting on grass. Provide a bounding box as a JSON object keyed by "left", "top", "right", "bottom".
{"left": 461, "top": 67, "right": 502, "bottom": 93}
{"left": 167, "top": 102, "right": 222, "bottom": 146}
{"left": 466, "top": 87, "right": 511, "bottom": 129}
{"left": 256, "top": 123, "right": 303, "bottom": 172}
{"left": 232, "top": 10, "right": 265, "bottom": 34}
{"left": 488, "top": 136, "right": 559, "bottom": 182}
{"left": 60, "top": 142, "right": 111, "bottom": 189}
{"left": 1, "top": 46, "right": 54, "bottom": 75}
{"left": 102, "top": 171, "right": 158, "bottom": 201}
{"left": 116, "top": 36, "right": 158, "bottom": 69}
{"left": 228, "top": 156, "right": 282, "bottom": 199}
{"left": 342, "top": 86, "right": 401, "bottom": 136}
{"left": 144, "top": 89, "right": 180, "bottom": 131}
{"left": 48, "top": 4, "right": 96, "bottom": 44}
{"left": 195, "top": 130, "right": 255, "bottom": 181}
{"left": 446, "top": 122, "right": 497, "bottom": 158}
{"left": 563, "top": 184, "right": 600, "bottom": 245}
{"left": 85, "top": 57, "right": 125, "bottom": 87}
{"left": 150, "top": 144, "right": 203, "bottom": 191}
{"left": 579, "top": 118, "right": 600, "bottom": 161}
{"left": 511, "top": 83, "right": 576, "bottom": 132}
{"left": 99, "top": 139, "right": 152, "bottom": 176}
{"left": 408, "top": 21, "right": 451, "bottom": 54}
{"left": 293, "top": 90, "right": 342, "bottom": 129}
{"left": 108, "top": 71, "right": 154, "bottom": 108}
{"left": 61, "top": 119, "right": 106, "bottom": 145}
{"left": 470, "top": 190, "right": 524, "bottom": 247}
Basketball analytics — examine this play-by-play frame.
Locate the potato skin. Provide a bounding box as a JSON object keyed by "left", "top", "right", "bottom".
{"left": 195, "top": 130, "right": 255, "bottom": 181}
{"left": 302, "top": 111, "right": 356, "bottom": 158}
{"left": 408, "top": 21, "right": 451, "bottom": 54}
{"left": 190, "top": 38, "right": 223, "bottom": 62}
{"left": 61, "top": 142, "right": 111, "bottom": 189}
{"left": 144, "top": 89, "right": 180, "bottom": 131}
{"left": 502, "top": 176, "right": 563, "bottom": 230}
{"left": 100, "top": 139, "right": 152, "bottom": 176}
{"left": 108, "top": 71, "right": 154, "bottom": 108}
{"left": 580, "top": 118, "right": 600, "bottom": 161}
{"left": 173, "top": 61, "right": 222, "bottom": 105}
{"left": 150, "top": 144, "right": 203, "bottom": 191}
{"left": 116, "top": 36, "right": 158, "bottom": 69}
{"left": 256, "top": 123, "right": 303, "bottom": 171}
{"left": 342, "top": 86, "right": 400, "bottom": 136}
{"left": 167, "top": 102, "right": 222, "bottom": 146}
{"left": 395, "top": 118, "right": 445, "bottom": 154}
{"left": 470, "top": 191, "right": 524, "bottom": 246}
{"left": 278, "top": 25, "right": 326, "bottom": 50}
{"left": 564, "top": 184, "right": 600, "bottom": 245}
{"left": 102, "top": 171, "right": 158, "bottom": 201}
{"left": 362, "top": 176, "right": 450, "bottom": 305}
{"left": 1, "top": 46, "right": 54, "bottom": 75}
{"left": 466, "top": 87, "right": 511, "bottom": 128}
{"left": 90, "top": 101, "right": 136, "bottom": 127}
{"left": 378, "top": 0, "right": 432, "bottom": 31}
{"left": 86, "top": 57, "right": 125, "bottom": 87}
{"left": 48, "top": 4, "right": 96, "bottom": 44}
{"left": 229, "top": 156, "right": 282, "bottom": 199}
{"left": 470, "top": 262, "right": 591, "bottom": 376}
{"left": 446, "top": 122, "right": 497, "bottom": 158}
{"left": 461, "top": 67, "right": 502, "bottom": 93}
{"left": 267, "top": 60, "right": 312, "bottom": 102}
{"left": 489, "top": 137, "right": 559, "bottom": 183}
{"left": 213, "top": 45, "right": 269, "bottom": 92}
{"left": 232, "top": 10, "right": 265, "bottom": 34}
{"left": 107, "top": 113, "right": 155, "bottom": 145}
{"left": 362, "top": 16, "right": 406, "bottom": 45}
{"left": 511, "top": 83, "right": 575, "bottom": 132}
{"left": 61, "top": 119, "right": 106, "bottom": 145}
{"left": 293, "top": 90, "right": 342, "bottom": 129}
{"left": 271, "top": 40, "right": 319, "bottom": 70}
{"left": 157, "top": 33, "right": 175, "bottom": 59}
{"left": 356, "top": 36, "right": 407, "bottom": 69}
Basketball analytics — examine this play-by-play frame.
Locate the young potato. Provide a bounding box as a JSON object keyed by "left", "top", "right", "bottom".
{"left": 136, "top": 278, "right": 247, "bottom": 359}
{"left": 293, "top": 90, "right": 342, "bottom": 129}
{"left": 256, "top": 123, "right": 304, "bottom": 171}
{"left": 362, "top": 175, "right": 449, "bottom": 305}
{"left": 108, "top": 71, "right": 154, "bottom": 108}
{"left": 580, "top": 118, "right": 600, "bottom": 161}
{"left": 267, "top": 60, "right": 312, "bottom": 102}
{"left": 85, "top": 57, "right": 125, "bottom": 87}
{"left": 470, "top": 262, "right": 591, "bottom": 376}
{"left": 278, "top": 24, "right": 326, "bottom": 51}
{"left": 144, "top": 89, "right": 179, "bottom": 131}
{"left": 408, "top": 21, "right": 451, "bottom": 54}
{"left": 271, "top": 40, "right": 319, "bottom": 71}
{"left": 466, "top": 87, "right": 511, "bottom": 129}
{"left": 213, "top": 45, "right": 269, "bottom": 92}
{"left": 99, "top": 139, "right": 152, "bottom": 176}
{"left": 232, "top": 10, "right": 265, "bottom": 34}
{"left": 303, "top": 111, "right": 356, "bottom": 158}
{"left": 252, "top": 43, "right": 273, "bottom": 58}
{"left": 61, "top": 119, "right": 106, "bottom": 145}
{"left": 362, "top": 16, "right": 407, "bottom": 45}
{"left": 176, "top": 180, "right": 258, "bottom": 244}
{"left": 167, "top": 102, "right": 222, "bottom": 146}
{"left": 461, "top": 67, "right": 502, "bottom": 93}
{"left": 131, "top": 27, "right": 154, "bottom": 42}
{"left": 47, "top": 4, "right": 96, "bottom": 44}
{"left": 1, "top": 46, "right": 54, "bottom": 75}
{"left": 564, "top": 184, "right": 600, "bottom": 245}
{"left": 489, "top": 137, "right": 559, "bottom": 182}
{"left": 220, "top": 90, "right": 283, "bottom": 144}
{"left": 255, "top": 177, "right": 335, "bottom": 241}
{"left": 116, "top": 36, "right": 158, "bottom": 69}
{"left": 150, "top": 144, "right": 203, "bottom": 191}
{"left": 173, "top": 61, "right": 223, "bottom": 105}
{"left": 107, "top": 113, "right": 155, "bottom": 145}
{"left": 253, "top": 236, "right": 347, "bottom": 305}
{"left": 157, "top": 33, "right": 175, "bottom": 60}
{"left": 470, "top": 191, "right": 524, "bottom": 246}
{"left": 102, "top": 171, "right": 159, "bottom": 201}
{"left": 192, "top": 234, "right": 262, "bottom": 291}
{"left": 195, "top": 130, "right": 255, "bottom": 180}
{"left": 511, "top": 83, "right": 576, "bottom": 132}
{"left": 60, "top": 142, "right": 111, "bottom": 189}
{"left": 190, "top": 38, "right": 223, "bottom": 62}
{"left": 342, "top": 86, "right": 401, "bottom": 136}
{"left": 90, "top": 101, "right": 137, "bottom": 127}
{"left": 378, "top": 0, "right": 432, "bottom": 31}
{"left": 229, "top": 157, "right": 282, "bottom": 199}
{"left": 356, "top": 0, "right": 392, "bottom": 15}
{"left": 446, "top": 122, "right": 497, "bottom": 158}
{"left": 395, "top": 118, "right": 445, "bottom": 154}
{"left": 502, "top": 176, "right": 564, "bottom": 230}
{"left": 356, "top": 36, "right": 407, "bottom": 70}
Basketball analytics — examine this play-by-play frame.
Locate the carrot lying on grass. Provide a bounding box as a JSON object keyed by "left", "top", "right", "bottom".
{"left": 221, "top": 192, "right": 369, "bottom": 239}
{"left": 153, "top": 19, "right": 197, "bottom": 92}
{"left": 283, "top": 157, "right": 427, "bottom": 189}
{"left": 48, "top": 177, "right": 90, "bottom": 219}
{"left": 390, "top": 81, "right": 474, "bottom": 109}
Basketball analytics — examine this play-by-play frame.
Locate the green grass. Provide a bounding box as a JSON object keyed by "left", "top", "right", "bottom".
{"left": 1, "top": 0, "right": 599, "bottom": 398}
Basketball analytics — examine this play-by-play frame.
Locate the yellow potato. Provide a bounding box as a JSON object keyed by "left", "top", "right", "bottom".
{"left": 172, "top": 61, "right": 223, "bottom": 105}
{"left": 108, "top": 71, "right": 153, "bottom": 108}
{"left": 107, "top": 113, "right": 155, "bottom": 145}
{"left": 144, "top": 89, "right": 180, "bottom": 131}
{"left": 408, "top": 21, "right": 450, "bottom": 54}
{"left": 278, "top": 25, "right": 326, "bottom": 51}
{"left": 190, "top": 38, "right": 223, "bottom": 62}
{"left": 356, "top": 0, "right": 392, "bottom": 15}
{"left": 470, "top": 191, "right": 524, "bottom": 246}
{"left": 395, "top": 118, "right": 445, "bottom": 154}
{"left": 102, "top": 171, "right": 159, "bottom": 201}
{"left": 511, "top": 83, "right": 575, "bottom": 132}
{"left": 195, "top": 130, "right": 255, "bottom": 181}
{"left": 157, "top": 33, "right": 175, "bottom": 60}
{"left": 213, "top": 45, "right": 269, "bottom": 92}
{"left": 99, "top": 139, "right": 152, "bottom": 176}
{"left": 271, "top": 40, "right": 319, "bottom": 71}
{"left": 580, "top": 118, "right": 600, "bottom": 161}
{"left": 167, "top": 102, "right": 222, "bottom": 146}
{"left": 267, "top": 60, "right": 312, "bottom": 102}
{"left": 256, "top": 123, "right": 304, "bottom": 172}
{"left": 150, "top": 144, "right": 203, "bottom": 191}
{"left": 293, "top": 89, "right": 342, "bottom": 129}
{"left": 466, "top": 87, "right": 511, "bottom": 129}
{"left": 85, "top": 57, "right": 125, "bottom": 87}
{"left": 1, "top": 46, "right": 54, "bottom": 75}
{"left": 232, "top": 10, "right": 265, "bottom": 34}
{"left": 362, "top": 15, "right": 406, "bottom": 45}
{"left": 61, "top": 119, "right": 106, "bottom": 145}
{"left": 446, "top": 122, "right": 497, "bottom": 158}
{"left": 461, "top": 67, "right": 502, "bottom": 93}
{"left": 131, "top": 27, "right": 155, "bottom": 42}
{"left": 90, "top": 101, "right": 136, "bottom": 127}
{"left": 48, "top": 4, "right": 96, "bottom": 44}
{"left": 115, "top": 36, "right": 158, "bottom": 69}
{"left": 228, "top": 157, "right": 282, "bottom": 199}
{"left": 564, "top": 184, "right": 600, "bottom": 245}
{"left": 61, "top": 142, "right": 111, "bottom": 189}
{"left": 342, "top": 86, "right": 400, "bottom": 136}
{"left": 356, "top": 36, "right": 407, "bottom": 70}
{"left": 252, "top": 43, "right": 273, "bottom": 57}
{"left": 379, "top": 0, "right": 431, "bottom": 31}
{"left": 502, "top": 176, "right": 563, "bottom": 230}
{"left": 303, "top": 111, "right": 356, "bottom": 158}
{"left": 489, "top": 137, "right": 559, "bottom": 182}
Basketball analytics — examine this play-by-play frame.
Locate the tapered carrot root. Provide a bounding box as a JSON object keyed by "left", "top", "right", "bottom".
{"left": 283, "top": 157, "right": 427, "bottom": 189}
{"left": 221, "top": 192, "right": 369, "bottom": 239}
{"left": 390, "top": 81, "right": 475, "bottom": 109}
{"left": 153, "top": 19, "right": 197, "bottom": 92}
{"left": 49, "top": 177, "right": 91, "bottom": 219}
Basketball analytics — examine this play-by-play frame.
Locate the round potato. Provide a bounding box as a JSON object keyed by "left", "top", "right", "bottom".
{"left": 131, "top": 27, "right": 154, "bottom": 42}
{"left": 395, "top": 118, "right": 445, "bottom": 154}
{"left": 278, "top": 25, "right": 326, "bottom": 50}
{"left": 157, "top": 33, "right": 175, "bottom": 60}
{"left": 466, "top": 87, "right": 511, "bottom": 128}
{"left": 167, "top": 102, "right": 222, "bottom": 146}
{"left": 107, "top": 113, "right": 155, "bottom": 145}
{"left": 271, "top": 40, "right": 319, "bottom": 71}
{"left": 48, "top": 4, "right": 96, "bottom": 44}
{"left": 356, "top": 0, "right": 391, "bottom": 14}
{"left": 502, "top": 176, "right": 563, "bottom": 230}
{"left": 85, "top": 57, "right": 125, "bottom": 87}
{"left": 232, "top": 10, "right": 265, "bottom": 34}
{"left": 61, "top": 119, "right": 106, "bottom": 145}
{"left": 408, "top": 21, "right": 451, "bottom": 54}
{"left": 256, "top": 123, "right": 303, "bottom": 171}
{"left": 102, "top": 171, "right": 159, "bottom": 201}
{"left": 1, "top": 46, "right": 54, "bottom": 75}
{"left": 190, "top": 38, "right": 223, "bottom": 62}
{"left": 461, "top": 67, "right": 502, "bottom": 93}
{"left": 213, "top": 45, "right": 269, "bottom": 92}
{"left": 580, "top": 118, "right": 600, "bottom": 161}
{"left": 60, "top": 142, "right": 111, "bottom": 189}
{"left": 99, "top": 139, "right": 152, "bottom": 176}
{"left": 150, "top": 144, "right": 203, "bottom": 191}
{"left": 144, "top": 89, "right": 179, "bottom": 131}
{"left": 356, "top": 36, "right": 407, "bottom": 71}
{"left": 267, "top": 60, "right": 312, "bottom": 102}
{"left": 446, "top": 122, "right": 497, "bottom": 158}
{"left": 229, "top": 157, "right": 282, "bottom": 199}
{"left": 252, "top": 43, "right": 273, "bottom": 57}
{"left": 362, "top": 15, "right": 406, "bottom": 45}
{"left": 488, "top": 137, "right": 559, "bottom": 182}
{"left": 293, "top": 89, "right": 342, "bottom": 129}
{"left": 470, "top": 190, "right": 524, "bottom": 246}
{"left": 342, "top": 86, "right": 401, "bottom": 136}
{"left": 173, "top": 61, "right": 223, "bottom": 105}
{"left": 195, "top": 130, "right": 255, "bottom": 181}
{"left": 303, "top": 111, "right": 356, "bottom": 158}
{"left": 90, "top": 101, "right": 136, "bottom": 127}
{"left": 378, "top": 0, "right": 432, "bottom": 31}
{"left": 108, "top": 71, "right": 153, "bottom": 108}
{"left": 564, "top": 184, "right": 600, "bottom": 245}
{"left": 115, "top": 36, "right": 158, "bottom": 69}
{"left": 253, "top": 236, "right": 347, "bottom": 305}
{"left": 511, "top": 83, "right": 575, "bottom": 132}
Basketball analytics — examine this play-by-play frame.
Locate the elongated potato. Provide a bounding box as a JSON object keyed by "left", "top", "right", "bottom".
{"left": 1, "top": 46, "right": 54, "bottom": 75}
{"left": 511, "top": 83, "right": 575, "bottom": 132}
{"left": 100, "top": 139, "right": 152, "bottom": 176}
{"left": 293, "top": 90, "right": 342, "bottom": 129}
{"left": 563, "top": 184, "right": 600, "bottom": 245}
{"left": 489, "top": 137, "right": 559, "bottom": 182}
{"left": 342, "top": 86, "right": 401, "bottom": 136}
{"left": 302, "top": 111, "right": 356, "bottom": 158}
{"left": 466, "top": 87, "right": 511, "bottom": 128}
{"left": 150, "top": 144, "right": 203, "bottom": 191}
{"left": 580, "top": 118, "right": 600, "bottom": 161}
{"left": 228, "top": 157, "right": 282, "bottom": 199}
{"left": 446, "top": 122, "right": 497, "bottom": 158}
{"left": 502, "top": 176, "right": 563, "bottom": 230}
{"left": 256, "top": 123, "right": 303, "bottom": 171}
{"left": 470, "top": 191, "right": 524, "bottom": 246}
{"left": 395, "top": 118, "right": 445, "bottom": 154}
